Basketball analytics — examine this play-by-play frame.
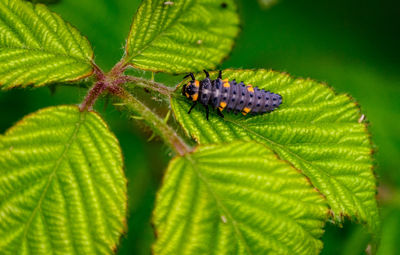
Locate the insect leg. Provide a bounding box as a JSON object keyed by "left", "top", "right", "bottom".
{"left": 217, "top": 109, "right": 224, "bottom": 118}
{"left": 218, "top": 70, "right": 222, "bottom": 79}
{"left": 204, "top": 105, "right": 210, "bottom": 121}
{"left": 203, "top": 70, "right": 210, "bottom": 78}
{"left": 188, "top": 101, "right": 198, "bottom": 114}
{"left": 183, "top": 73, "right": 195, "bottom": 81}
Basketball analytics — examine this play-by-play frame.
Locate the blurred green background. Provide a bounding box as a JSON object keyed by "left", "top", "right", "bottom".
{"left": 1, "top": 0, "right": 399, "bottom": 254}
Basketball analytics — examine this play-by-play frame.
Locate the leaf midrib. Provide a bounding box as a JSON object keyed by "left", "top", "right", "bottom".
{"left": 0, "top": 0, "right": 90, "bottom": 61}
{"left": 17, "top": 111, "right": 87, "bottom": 253}
{"left": 224, "top": 118, "right": 368, "bottom": 218}
{"left": 126, "top": 0, "right": 196, "bottom": 61}
{"left": 174, "top": 98, "right": 360, "bottom": 126}
{"left": 0, "top": 46, "right": 92, "bottom": 65}
{"left": 186, "top": 154, "right": 254, "bottom": 255}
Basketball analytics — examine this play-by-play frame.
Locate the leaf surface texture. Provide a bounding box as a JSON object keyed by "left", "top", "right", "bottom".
{"left": 125, "top": 0, "right": 239, "bottom": 73}
{"left": 171, "top": 69, "right": 378, "bottom": 231}
{"left": 154, "top": 141, "right": 328, "bottom": 255}
{"left": 0, "top": 105, "right": 126, "bottom": 255}
{"left": 0, "top": 0, "right": 94, "bottom": 88}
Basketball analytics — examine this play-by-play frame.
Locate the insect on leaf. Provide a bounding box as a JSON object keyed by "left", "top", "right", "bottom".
{"left": 153, "top": 141, "right": 328, "bottom": 255}
{"left": 0, "top": 0, "right": 94, "bottom": 89}
{"left": 125, "top": 0, "right": 240, "bottom": 74}
{"left": 0, "top": 105, "right": 126, "bottom": 255}
{"left": 171, "top": 69, "right": 379, "bottom": 232}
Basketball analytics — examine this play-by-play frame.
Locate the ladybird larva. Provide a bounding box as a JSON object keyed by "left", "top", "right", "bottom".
{"left": 182, "top": 70, "right": 282, "bottom": 120}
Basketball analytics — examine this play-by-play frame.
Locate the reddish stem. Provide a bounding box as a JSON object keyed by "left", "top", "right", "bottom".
{"left": 80, "top": 60, "right": 129, "bottom": 111}
{"left": 91, "top": 61, "right": 106, "bottom": 81}
{"left": 80, "top": 81, "right": 108, "bottom": 111}
{"left": 109, "top": 60, "right": 128, "bottom": 77}
{"left": 80, "top": 59, "right": 192, "bottom": 155}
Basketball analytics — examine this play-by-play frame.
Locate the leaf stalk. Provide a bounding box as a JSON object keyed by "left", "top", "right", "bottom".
{"left": 80, "top": 59, "right": 190, "bottom": 155}
{"left": 115, "top": 88, "right": 192, "bottom": 156}
{"left": 119, "top": 75, "right": 175, "bottom": 96}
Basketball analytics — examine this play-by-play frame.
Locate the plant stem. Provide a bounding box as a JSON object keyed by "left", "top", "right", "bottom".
{"left": 80, "top": 81, "right": 107, "bottom": 111}
{"left": 91, "top": 61, "right": 106, "bottom": 81}
{"left": 116, "top": 88, "right": 192, "bottom": 156}
{"left": 81, "top": 60, "right": 190, "bottom": 155}
{"left": 80, "top": 60, "right": 128, "bottom": 111}
{"left": 109, "top": 59, "right": 128, "bottom": 77}
{"left": 120, "top": 75, "right": 175, "bottom": 96}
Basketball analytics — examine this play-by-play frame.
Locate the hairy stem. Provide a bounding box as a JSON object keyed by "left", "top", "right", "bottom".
{"left": 80, "top": 60, "right": 128, "bottom": 111}
{"left": 80, "top": 81, "right": 107, "bottom": 111}
{"left": 91, "top": 60, "right": 106, "bottom": 81}
{"left": 115, "top": 88, "right": 192, "bottom": 156}
{"left": 120, "top": 75, "right": 175, "bottom": 96}
{"left": 109, "top": 59, "right": 128, "bottom": 77}
{"left": 81, "top": 60, "right": 189, "bottom": 155}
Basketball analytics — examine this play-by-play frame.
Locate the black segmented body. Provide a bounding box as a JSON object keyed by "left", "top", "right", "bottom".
{"left": 182, "top": 70, "right": 282, "bottom": 120}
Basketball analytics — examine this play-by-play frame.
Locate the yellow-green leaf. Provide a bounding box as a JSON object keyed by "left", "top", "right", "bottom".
{"left": 154, "top": 141, "right": 328, "bottom": 255}
{"left": 125, "top": 0, "right": 239, "bottom": 73}
{"left": 0, "top": 0, "right": 94, "bottom": 89}
{"left": 171, "top": 69, "right": 379, "bottom": 232}
{"left": 0, "top": 105, "right": 126, "bottom": 254}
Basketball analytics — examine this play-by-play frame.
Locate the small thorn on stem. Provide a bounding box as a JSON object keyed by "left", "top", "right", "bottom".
{"left": 130, "top": 115, "right": 144, "bottom": 120}
{"left": 163, "top": 110, "right": 171, "bottom": 123}
{"left": 147, "top": 132, "right": 156, "bottom": 142}
{"left": 221, "top": 215, "right": 227, "bottom": 223}
{"left": 358, "top": 114, "right": 365, "bottom": 123}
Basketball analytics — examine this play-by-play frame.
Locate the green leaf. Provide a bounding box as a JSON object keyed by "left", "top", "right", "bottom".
{"left": 49, "top": 0, "right": 141, "bottom": 70}
{"left": 0, "top": 105, "right": 126, "bottom": 254}
{"left": 125, "top": 0, "right": 239, "bottom": 74}
{"left": 153, "top": 141, "right": 328, "bottom": 255}
{"left": 171, "top": 69, "right": 379, "bottom": 231}
{"left": 0, "top": 0, "right": 94, "bottom": 89}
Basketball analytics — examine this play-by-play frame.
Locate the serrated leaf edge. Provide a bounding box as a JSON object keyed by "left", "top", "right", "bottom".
{"left": 2, "top": 105, "right": 128, "bottom": 252}
{"left": 170, "top": 68, "right": 379, "bottom": 231}
{"left": 0, "top": 0, "right": 95, "bottom": 89}
{"left": 153, "top": 141, "right": 329, "bottom": 255}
